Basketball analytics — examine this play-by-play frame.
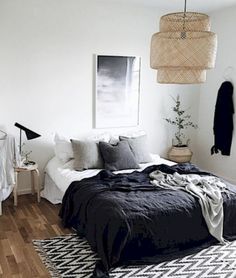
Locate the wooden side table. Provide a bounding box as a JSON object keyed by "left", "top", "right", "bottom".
{"left": 14, "top": 164, "right": 40, "bottom": 206}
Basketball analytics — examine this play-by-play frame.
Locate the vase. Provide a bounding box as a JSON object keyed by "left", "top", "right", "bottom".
{"left": 168, "top": 146, "right": 192, "bottom": 163}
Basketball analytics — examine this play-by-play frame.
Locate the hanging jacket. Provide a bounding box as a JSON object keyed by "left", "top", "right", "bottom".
{"left": 211, "top": 81, "right": 234, "bottom": 156}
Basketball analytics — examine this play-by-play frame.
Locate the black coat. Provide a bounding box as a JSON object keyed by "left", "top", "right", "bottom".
{"left": 211, "top": 81, "right": 234, "bottom": 156}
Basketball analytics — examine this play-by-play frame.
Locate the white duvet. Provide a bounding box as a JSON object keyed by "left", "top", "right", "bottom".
{"left": 44, "top": 154, "right": 175, "bottom": 194}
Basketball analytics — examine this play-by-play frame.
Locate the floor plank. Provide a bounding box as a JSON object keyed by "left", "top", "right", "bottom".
{"left": 0, "top": 195, "right": 71, "bottom": 277}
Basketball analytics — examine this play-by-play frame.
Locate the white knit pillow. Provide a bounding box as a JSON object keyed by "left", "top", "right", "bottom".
{"left": 54, "top": 134, "right": 74, "bottom": 164}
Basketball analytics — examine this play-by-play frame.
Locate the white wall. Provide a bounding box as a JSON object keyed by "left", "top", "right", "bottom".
{"left": 0, "top": 0, "right": 199, "bottom": 193}
{"left": 196, "top": 6, "right": 236, "bottom": 183}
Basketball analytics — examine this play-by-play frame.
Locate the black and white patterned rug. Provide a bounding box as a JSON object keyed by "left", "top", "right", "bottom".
{"left": 33, "top": 234, "right": 236, "bottom": 278}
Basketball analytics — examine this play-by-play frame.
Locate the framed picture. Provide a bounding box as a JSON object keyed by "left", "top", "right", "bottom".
{"left": 94, "top": 55, "right": 141, "bottom": 128}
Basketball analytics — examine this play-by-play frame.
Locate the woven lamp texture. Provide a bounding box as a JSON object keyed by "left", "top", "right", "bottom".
{"left": 150, "top": 31, "right": 217, "bottom": 69}
{"left": 157, "top": 69, "right": 206, "bottom": 84}
{"left": 160, "top": 12, "right": 210, "bottom": 32}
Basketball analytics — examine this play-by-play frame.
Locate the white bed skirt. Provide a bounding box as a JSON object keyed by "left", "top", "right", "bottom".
{"left": 41, "top": 173, "right": 64, "bottom": 204}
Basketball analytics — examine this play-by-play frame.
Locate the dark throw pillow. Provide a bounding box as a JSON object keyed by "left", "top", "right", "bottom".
{"left": 71, "top": 139, "right": 103, "bottom": 171}
{"left": 99, "top": 141, "right": 139, "bottom": 171}
{"left": 119, "top": 135, "right": 152, "bottom": 163}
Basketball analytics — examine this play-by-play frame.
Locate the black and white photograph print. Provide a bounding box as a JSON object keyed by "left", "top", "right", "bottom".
{"left": 95, "top": 55, "right": 141, "bottom": 128}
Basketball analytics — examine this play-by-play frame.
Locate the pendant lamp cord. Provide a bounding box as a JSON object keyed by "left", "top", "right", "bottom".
{"left": 183, "top": 0, "right": 187, "bottom": 31}
{"left": 181, "top": 0, "right": 187, "bottom": 39}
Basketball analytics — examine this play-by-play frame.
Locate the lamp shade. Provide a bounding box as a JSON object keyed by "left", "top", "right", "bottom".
{"left": 160, "top": 12, "right": 211, "bottom": 32}
{"left": 150, "top": 8, "right": 217, "bottom": 84}
{"left": 14, "top": 122, "right": 41, "bottom": 140}
{"left": 157, "top": 69, "right": 207, "bottom": 84}
{"left": 151, "top": 31, "right": 217, "bottom": 69}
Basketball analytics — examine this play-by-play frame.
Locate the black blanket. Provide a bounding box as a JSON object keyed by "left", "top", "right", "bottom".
{"left": 59, "top": 163, "right": 236, "bottom": 277}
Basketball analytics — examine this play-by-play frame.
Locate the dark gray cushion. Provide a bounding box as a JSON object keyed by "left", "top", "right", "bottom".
{"left": 71, "top": 139, "right": 103, "bottom": 171}
{"left": 99, "top": 141, "right": 139, "bottom": 171}
{"left": 119, "top": 135, "right": 152, "bottom": 163}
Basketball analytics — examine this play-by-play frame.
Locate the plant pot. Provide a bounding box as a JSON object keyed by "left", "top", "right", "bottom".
{"left": 168, "top": 146, "right": 192, "bottom": 163}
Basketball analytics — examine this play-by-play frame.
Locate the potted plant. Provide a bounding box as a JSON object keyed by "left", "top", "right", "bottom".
{"left": 165, "top": 95, "right": 198, "bottom": 163}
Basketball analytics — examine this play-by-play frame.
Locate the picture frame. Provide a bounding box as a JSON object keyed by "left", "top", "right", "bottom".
{"left": 94, "top": 55, "right": 141, "bottom": 128}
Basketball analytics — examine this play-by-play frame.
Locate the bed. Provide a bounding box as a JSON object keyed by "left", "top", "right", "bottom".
{"left": 42, "top": 153, "right": 236, "bottom": 277}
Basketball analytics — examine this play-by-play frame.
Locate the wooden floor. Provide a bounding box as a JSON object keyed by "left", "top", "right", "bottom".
{"left": 0, "top": 194, "right": 71, "bottom": 277}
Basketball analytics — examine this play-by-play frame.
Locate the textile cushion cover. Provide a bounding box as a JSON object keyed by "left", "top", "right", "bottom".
{"left": 99, "top": 141, "right": 139, "bottom": 171}
{"left": 54, "top": 134, "right": 74, "bottom": 164}
{"left": 71, "top": 139, "right": 103, "bottom": 171}
{"left": 119, "top": 135, "right": 152, "bottom": 163}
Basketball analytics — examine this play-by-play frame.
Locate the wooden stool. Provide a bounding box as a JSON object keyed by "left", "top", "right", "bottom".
{"left": 14, "top": 164, "right": 40, "bottom": 206}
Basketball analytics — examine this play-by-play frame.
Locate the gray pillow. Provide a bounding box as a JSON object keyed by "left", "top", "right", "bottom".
{"left": 119, "top": 135, "right": 152, "bottom": 163}
{"left": 99, "top": 141, "right": 139, "bottom": 171}
{"left": 71, "top": 139, "right": 103, "bottom": 171}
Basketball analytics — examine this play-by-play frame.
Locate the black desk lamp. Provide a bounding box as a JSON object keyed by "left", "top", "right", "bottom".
{"left": 14, "top": 122, "right": 41, "bottom": 155}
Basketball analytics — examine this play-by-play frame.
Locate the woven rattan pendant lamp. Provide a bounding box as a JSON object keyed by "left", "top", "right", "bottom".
{"left": 150, "top": 0, "right": 217, "bottom": 84}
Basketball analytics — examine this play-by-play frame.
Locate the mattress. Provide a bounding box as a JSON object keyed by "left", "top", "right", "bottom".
{"left": 42, "top": 154, "right": 175, "bottom": 203}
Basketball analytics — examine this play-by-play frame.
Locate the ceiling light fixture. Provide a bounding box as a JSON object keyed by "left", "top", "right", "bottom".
{"left": 150, "top": 0, "right": 217, "bottom": 84}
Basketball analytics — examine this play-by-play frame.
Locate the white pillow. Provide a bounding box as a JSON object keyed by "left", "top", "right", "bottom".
{"left": 54, "top": 132, "right": 110, "bottom": 164}
{"left": 54, "top": 134, "right": 74, "bottom": 164}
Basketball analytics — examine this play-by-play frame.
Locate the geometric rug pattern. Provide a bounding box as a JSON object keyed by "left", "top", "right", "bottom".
{"left": 33, "top": 234, "right": 236, "bottom": 278}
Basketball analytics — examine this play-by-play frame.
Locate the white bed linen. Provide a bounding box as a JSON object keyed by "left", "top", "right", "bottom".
{"left": 41, "top": 173, "right": 64, "bottom": 204}
{"left": 43, "top": 154, "right": 175, "bottom": 198}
